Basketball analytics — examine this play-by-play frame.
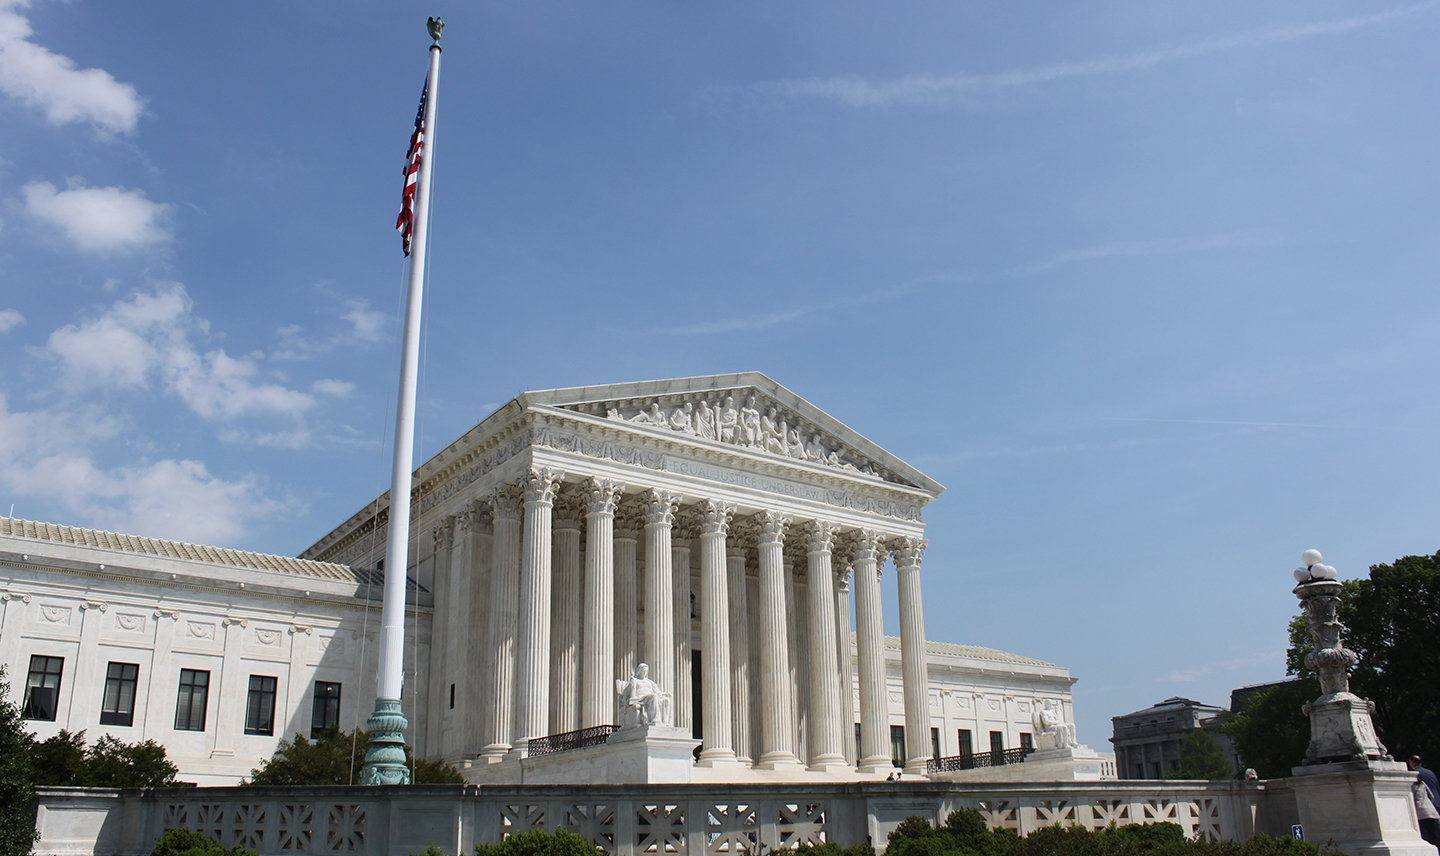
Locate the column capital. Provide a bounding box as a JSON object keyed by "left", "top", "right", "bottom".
{"left": 843, "top": 529, "right": 885, "bottom": 565}
{"left": 698, "top": 499, "right": 736, "bottom": 535}
{"left": 889, "top": 537, "right": 926, "bottom": 570}
{"left": 805, "top": 520, "right": 839, "bottom": 554}
{"left": 614, "top": 498, "right": 644, "bottom": 539}
{"left": 433, "top": 515, "right": 456, "bottom": 550}
{"left": 522, "top": 466, "right": 565, "bottom": 506}
{"left": 554, "top": 491, "right": 585, "bottom": 530}
{"left": 643, "top": 488, "right": 682, "bottom": 527}
{"left": 489, "top": 481, "right": 524, "bottom": 522}
{"left": 756, "top": 510, "right": 791, "bottom": 545}
{"left": 464, "top": 501, "right": 494, "bottom": 534}
{"left": 582, "top": 477, "right": 626, "bottom": 516}
{"left": 673, "top": 507, "right": 701, "bottom": 541}
{"left": 79, "top": 599, "right": 109, "bottom": 613}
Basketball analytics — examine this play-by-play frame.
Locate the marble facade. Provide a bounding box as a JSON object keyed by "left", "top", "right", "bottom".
{"left": 2, "top": 374, "right": 1086, "bottom": 785}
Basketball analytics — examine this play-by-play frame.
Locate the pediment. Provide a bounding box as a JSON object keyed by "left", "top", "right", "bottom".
{"left": 517, "top": 372, "right": 942, "bottom": 495}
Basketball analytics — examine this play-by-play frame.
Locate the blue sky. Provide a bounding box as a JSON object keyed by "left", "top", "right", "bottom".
{"left": 1, "top": 1, "right": 1435, "bottom": 748}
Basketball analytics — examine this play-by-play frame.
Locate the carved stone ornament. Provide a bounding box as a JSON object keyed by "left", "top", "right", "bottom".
{"left": 39, "top": 605, "right": 71, "bottom": 624}
{"left": 614, "top": 497, "right": 645, "bottom": 539}
{"left": 889, "top": 537, "right": 926, "bottom": 570}
{"left": 115, "top": 613, "right": 146, "bottom": 632}
{"left": 643, "top": 488, "right": 682, "bottom": 527}
{"left": 756, "top": 510, "right": 791, "bottom": 545}
{"left": 673, "top": 508, "right": 702, "bottom": 542}
{"left": 1294, "top": 577, "right": 1391, "bottom": 763}
{"left": 1, "top": 591, "right": 32, "bottom": 604}
{"left": 698, "top": 499, "right": 736, "bottom": 536}
{"left": 615, "top": 662, "right": 672, "bottom": 728}
{"left": 489, "top": 482, "right": 524, "bottom": 522}
{"left": 187, "top": 621, "right": 215, "bottom": 639}
{"left": 1031, "top": 699, "right": 1078, "bottom": 751}
{"left": 553, "top": 491, "right": 586, "bottom": 530}
{"left": 522, "top": 467, "right": 565, "bottom": 505}
{"left": 582, "top": 478, "right": 625, "bottom": 516}
{"left": 845, "top": 529, "right": 886, "bottom": 568}
{"left": 595, "top": 391, "right": 890, "bottom": 481}
{"left": 432, "top": 517, "right": 456, "bottom": 552}
{"left": 806, "top": 520, "right": 839, "bottom": 554}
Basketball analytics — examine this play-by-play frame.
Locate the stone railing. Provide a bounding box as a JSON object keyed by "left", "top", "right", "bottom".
{"left": 33, "top": 780, "right": 1276, "bottom": 856}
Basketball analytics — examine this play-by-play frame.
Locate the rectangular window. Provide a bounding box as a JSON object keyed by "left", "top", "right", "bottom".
{"left": 311, "top": 681, "right": 342, "bottom": 738}
{"left": 174, "top": 669, "right": 210, "bottom": 731}
{"left": 931, "top": 726, "right": 941, "bottom": 760}
{"left": 890, "top": 724, "right": 906, "bottom": 767}
{"left": 244, "top": 675, "right": 277, "bottom": 735}
{"left": 99, "top": 662, "right": 139, "bottom": 726}
{"left": 23, "top": 655, "right": 64, "bottom": 721}
{"left": 1020, "top": 732, "right": 1033, "bottom": 753}
{"left": 990, "top": 730, "right": 1004, "bottom": 763}
{"left": 855, "top": 723, "right": 862, "bottom": 760}
{"left": 957, "top": 729, "right": 973, "bottom": 758}
{"left": 449, "top": 683, "right": 455, "bottom": 710}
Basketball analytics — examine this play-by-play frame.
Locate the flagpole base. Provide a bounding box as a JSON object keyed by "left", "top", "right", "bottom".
{"left": 359, "top": 698, "right": 411, "bottom": 785}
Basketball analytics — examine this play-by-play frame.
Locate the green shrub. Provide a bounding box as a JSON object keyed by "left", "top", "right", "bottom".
{"left": 247, "top": 727, "right": 464, "bottom": 785}
{"left": 474, "top": 828, "right": 602, "bottom": 856}
{"left": 0, "top": 665, "right": 38, "bottom": 856}
{"left": 149, "top": 826, "right": 257, "bottom": 856}
{"left": 30, "top": 729, "right": 179, "bottom": 788}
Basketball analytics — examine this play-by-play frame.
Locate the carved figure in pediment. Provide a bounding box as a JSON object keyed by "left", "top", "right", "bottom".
{"left": 740, "top": 396, "right": 762, "bottom": 447}
{"left": 761, "top": 409, "right": 786, "bottom": 455}
{"left": 718, "top": 396, "right": 739, "bottom": 444}
{"left": 630, "top": 402, "right": 664, "bottom": 426}
{"left": 670, "top": 401, "right": 695, "bottom": 434}
{"left": 696, "top": 400, "right": 716, "bottom": 440}
{"left": 805, "top": 434, "right": 828, "bottom": 462}
{"left": 606, "top": 405, "right": 621, "bottom": 419}
{"left": 786, "top": 427, "right": 807, "bottom": 458}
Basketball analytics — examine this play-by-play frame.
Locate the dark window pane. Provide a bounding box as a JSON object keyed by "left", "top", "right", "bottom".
{"left": 100, "top": 662, "right": 139, "bottom": 727}
{"left": 1020, "top": 732, "right": 1033, "bottom": 752}
{"left": 990, "top": 730, "right": 1004, "bottom": 763}
{"left": 311, "top": 681, "right": 342, "bottom": 739}
{"left": 890, "top": 724, "right": 905, "bottom": 767}
{"left": 245, "top": 675, "right": 277, "bottom": 735}
{"left": 23, "top": 655, "right": 64, "bottom": 721}
{"left": 931, "top": 727, "right": 941, "bottom": 760}
{"left": 175, "top": 669, "right": 209, "bottom": 731}
{"left": 958, "top": 729, "right": 973, "bottom": 758}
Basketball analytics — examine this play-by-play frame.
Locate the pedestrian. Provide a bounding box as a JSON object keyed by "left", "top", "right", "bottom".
{"left": 1409, "top": 755, "right": 1440, "bottom": 846}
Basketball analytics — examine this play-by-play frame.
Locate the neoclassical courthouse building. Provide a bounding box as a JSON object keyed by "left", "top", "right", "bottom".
{"left": 1, "top": 374, "right": 1086, "bottom": 785}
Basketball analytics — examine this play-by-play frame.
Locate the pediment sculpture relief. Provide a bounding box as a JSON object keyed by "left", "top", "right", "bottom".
{"left": 597, "top": 393, "right": 887, "bottom": 480}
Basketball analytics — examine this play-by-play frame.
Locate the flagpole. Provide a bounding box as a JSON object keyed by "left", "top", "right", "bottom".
{"left": 360, "top": 16, "right": 443, "bottom": 787}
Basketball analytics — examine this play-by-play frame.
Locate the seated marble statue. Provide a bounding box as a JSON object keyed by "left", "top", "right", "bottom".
{"left": 1031, "top": 701, "right": 1078, "bottom": 751}
{"left": 615, "top": 662, "right": 672, "bottom": 728}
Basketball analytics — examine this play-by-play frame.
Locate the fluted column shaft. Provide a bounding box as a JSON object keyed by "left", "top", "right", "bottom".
{"left": 549, "top": 496, "right": 583, "bottom": 735}
{"left": 481, "top": 485, "right": 523, "bottom": 759}
{"left": 673, "top": 515, "right": 697, "bottom": 733}
{"left": 727, "top": 542, "right": 752, "bottom": 764}
{"left": 614, "top": 504, "right": 641, "bottom": 687}
{"left": 643, "top": 490, "right": 680, "bottom": 698}
{"left": 893, "top": 537, "right": 929, "bottom": 775}
{"left": 755, "top": 512, "right": 799, "bottom": 768}
{"left": 696, "top": 500, "right": 738, "bottom": 766}
{"left": 424, "top": 518, "right": 455, "bottom": 759}
{"left": 581, "top": 479, "right": 623, "bottom": 728}
{"left": 852, "top": 531, "right": 890, "bottom": 772}
{"left": 806, "top": 522, "right": 847, "bottom": 770}
{"left": 836, "top": 569, "right": 854, "bottom": 766}
{"left": 514, "top": 467, "right": 563, "bottom": 752}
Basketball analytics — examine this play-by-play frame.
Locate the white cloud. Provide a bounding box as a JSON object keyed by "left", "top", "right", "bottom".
{"left": 312, "top": 379, "right": 355, "bottom": 397}
{"left": 1007, "top": 232, "right": 1267, "bottom": 277}
{"left": 273, "top": 297, "right": 392, "bottom": 359}
{"left": 23, "top": 179, "right": 173, "bottom": 253}
{"left": 0, "top": 308, "right": 22, "bottom": 332}
{"left": 46, "top": 282, "right": 316, "bottom": 419}
{"left": 744, "top": 4, "right": 1432, "bottom": 108}
{"left": 0, "top": 0, "right": 145, "bottom": 134}
{"left": 341, "top": 299, "right": 389, "bottom": 343}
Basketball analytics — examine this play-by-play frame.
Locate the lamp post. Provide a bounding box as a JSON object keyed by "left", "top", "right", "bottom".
{"left": 1291, "top": 549, "right": 1390, "bottom": 765}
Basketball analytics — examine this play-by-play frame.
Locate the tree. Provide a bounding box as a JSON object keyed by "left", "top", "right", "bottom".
{"left": 148, "top": 826, "right": 256, "bottom": 856}
{"left": 30, "top": 729, "right": 179, "bottom": 788}
{"left": 1222, "top": 679, "right": 1318, "bottom": 779}
{"left": 473, "top": 828, "right": 601, "bottom": 856}
{"left": 0, "top": 665, "right": 39, "bottom": 856}
{"left": 1167, "top": 729, "right": 1234, "bottom": 780}
{"left": 247, "top": 727, "right": 463, "bottom": 785}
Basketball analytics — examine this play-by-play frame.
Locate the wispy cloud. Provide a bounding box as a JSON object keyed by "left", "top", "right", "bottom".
{"left": 1007, "top": 232, "right": 1267, "bottom": 277}
{"left": 740, "top": 5, "right": 1432, "bottom": 108}
{"left": 646, "top": 272, "right": 965, "bottom": 336}
{"left": 1102, "top": 417, "right": 1328, "bottom": 429}
{"left": 22, "top": 179, "right": 173, "bottom": 253}
{"left": 1163, "top": 651, "right": 1283, "bottom": 683}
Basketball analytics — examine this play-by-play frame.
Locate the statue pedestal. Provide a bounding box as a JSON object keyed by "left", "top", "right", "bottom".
{"left": 1304, "top": 693, "right": 1390, "bottom": 763}
{"left": 519, "top": 725, "right": 699, "bottom": 785}
{"left": 1281, "top": 761, "right": 1437, "bottom": 856}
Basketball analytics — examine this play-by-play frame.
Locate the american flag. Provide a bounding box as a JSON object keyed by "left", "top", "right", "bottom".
{"left": 396, "top": 78, "right": 429, "bottom": 257}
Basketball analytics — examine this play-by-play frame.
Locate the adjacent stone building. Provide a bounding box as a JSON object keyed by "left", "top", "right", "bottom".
{"left": 1110, "top": 696, "right": 1239, "bottom": 779}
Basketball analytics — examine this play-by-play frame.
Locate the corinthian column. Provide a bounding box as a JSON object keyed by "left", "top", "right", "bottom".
{"left": 581, "top": 478, "right": 624, "bottom": 728}
{"left": 727, "top": 534, "right": 752, "bottom": 765}
{"left": 892, "top": 537, "right": 929, "bottom": 775}
{"left": 513, "top": 466, "right": 564, "bottom": 754}
{"left": 549, "top": 492, "right": 584, "bottom": 735}
{"left": 643, "top": 489, "right": 680, "bottom": 698}
{"left": 755, "top": 511, "right": 800, "bottom": 769}
{"left": 614, "top": 500, "right": 642, "bottom": 688}
{"left": 850, "top": 530, "right": 890, "bottom": 772}
{"left": 835, "top": 565, "right": 855, "bottom": 766}
{"left": 806, "top": 521, "right": 849, "bottom": 771}
{"left": 673, "top": 510, "right": 699, "bottom": 733}
{"left": 480, "top": 484, "right": 523, "bottom": 761}
{"left": 696, "top": 499, "right": 739, "bottom": 766}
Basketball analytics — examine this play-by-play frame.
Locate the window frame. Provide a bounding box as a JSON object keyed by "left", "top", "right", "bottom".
{"left": 890, "top": 724, "right": 906, "bottom": 767}
{"left": 23, "top": 654, "right": 64, "bottom": 721}
{"left": 311, "top": 681, "right": 342, "bottom": 739}
{"left": 174, "top": 668, "right": 210, "bottom": 732}
{"left": 244, "top": 675, "right": 277, "bottom": 736}
{"left": 99, "top": 662, "right": 140, "bottom": 727}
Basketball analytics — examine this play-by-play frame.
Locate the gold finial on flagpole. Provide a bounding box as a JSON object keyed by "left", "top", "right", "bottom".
{"left": 427, "top": 16, "right": 444, "bottom": 46}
